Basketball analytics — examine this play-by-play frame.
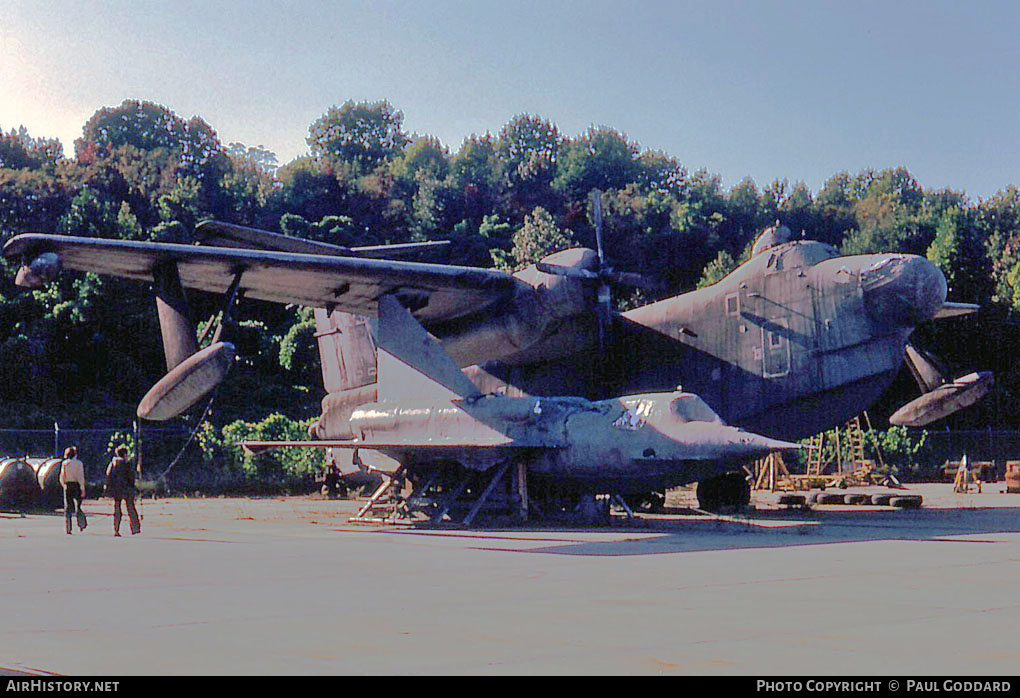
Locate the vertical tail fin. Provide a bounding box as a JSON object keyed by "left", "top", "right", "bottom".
{"left": 377, "top": 295, "right": 481, "bottom": 401}
{"left": 313, "top": 308, "right": 378, "bottom": 393}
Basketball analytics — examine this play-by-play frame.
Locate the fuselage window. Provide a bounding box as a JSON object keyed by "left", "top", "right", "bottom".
{"left": 725, "top": 294, "right": 739, "bottom": 316}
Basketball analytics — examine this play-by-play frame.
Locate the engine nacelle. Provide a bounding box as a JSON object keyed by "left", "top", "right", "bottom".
{"left": 890, "top": 371, "right": 993, "bottom": 427}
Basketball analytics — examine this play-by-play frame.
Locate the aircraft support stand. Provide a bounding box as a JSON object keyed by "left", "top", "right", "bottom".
{"left": 463, "top": 462, "right": 511, "bottom": 526}
{"left": 517, "top": 462, "right": 528, "bottom": 522}
{"left": 430, "top": 472, "right": 473, "bottom": 523}
{"left": 612, "top": 494, "right": 635, "bottom": 519}
{"left": 350, "top": 466, "right": 408, "bottom": 524}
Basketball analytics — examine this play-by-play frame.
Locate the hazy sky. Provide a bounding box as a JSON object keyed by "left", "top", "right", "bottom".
{"left": 2, "top": 0, "right": 1018, "bottom": 199}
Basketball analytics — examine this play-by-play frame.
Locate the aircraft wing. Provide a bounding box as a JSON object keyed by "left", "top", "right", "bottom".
{"left": 3, "top": 233, "right": 518, "bottom": 323}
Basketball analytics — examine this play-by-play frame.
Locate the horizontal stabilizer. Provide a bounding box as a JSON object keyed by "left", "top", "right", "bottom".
{"left": 241, "top": 439, "right": 533, "bottom": 452}
{"left": 242, "top": 439, "right": 359, "bottom": 454}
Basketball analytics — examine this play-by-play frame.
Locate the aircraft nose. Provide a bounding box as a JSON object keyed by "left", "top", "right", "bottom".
{"left": 861, "top": 255, "right": 947, "bottom": 326}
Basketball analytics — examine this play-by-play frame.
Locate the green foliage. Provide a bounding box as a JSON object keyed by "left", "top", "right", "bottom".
{"left": 0, "top": 167, "right": 69, "bottom": 235}
{"left": 78, "top": 101, "right": 185, "bottom": 156}
{"left": 31, "top": 272, "right": 103, "bottom": 326}
{"left": 227, "top": 142, "right": 279, "bottom": 173}
{"left": 492, "top": 207, "right": 577, "bottom": 271}
{"left": 635, "top": 151, "right": 687, "bottom": 197}
{"left": 0, "top": 126, "right": 63, "bottom": 171}
{"left": 391, "top": 136, "right": 449, "bottom": 182}
{"left": 221, "top": 413, "right": 322, "bottom": 478}
{"left": 697, "top": 249, "right": 737, "bottom": 288}
{"left": 278, "top": 307, "right": 319, "bottom": 384}
{"left": 60, "top": 186, "right": 120, "bottom": 237}
{"left": 307, "top": 100, "right": 409, "bottom": 169}
{"left": 980, "top": 187, "right": 1020, "bottom": 309}
{"left": 553, "top": 126, "right": 641, "bottom": 199}
{"left": 157, "top": 176, "right": 202, "bottom": 232}
{"left": 840, "top": 168, "right": 931, "bottom": 255}
{"left": 5, "top": 100, "right": 1020, "bottom": 445}
{"left": 497, "top": 114, "right": 562, "bottom": 214}
{"left": 76, "top": 101, "right": 228, "bottom": 186}
{"left": 926, "top": 206, "right": 991, "bottom": 302}
{"left": 478, "top": 213, "right": 513, "bottom": 243}
{"left": 194, "top": 420, "right": 224, "bottom": 465}
{"left": 497, "top": 114, "right": 561, "bottom": 176}
{"left": 451, "top": 134, "right": 501, "bottom": 188}
{"left": 876, "top": 426, "right": 929, "bottom": 473}
{"left": 104, "top": 430, "right": 136, "bottom": 463}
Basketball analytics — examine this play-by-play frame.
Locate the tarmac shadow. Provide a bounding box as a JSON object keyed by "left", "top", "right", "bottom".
{"left": 519, "top": 506, "right": 1020, "bottom": 556}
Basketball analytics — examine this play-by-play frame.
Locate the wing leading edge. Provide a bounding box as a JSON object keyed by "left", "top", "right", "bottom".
{"left": 3, "top": 233, "right": 518, "bottom": 323}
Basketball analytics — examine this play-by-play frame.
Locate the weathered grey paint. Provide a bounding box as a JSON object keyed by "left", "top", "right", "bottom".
{"left": 3, "top": 226, "right": 957, "bottom": 447}
{"left": 347, "top": 391, "right": 799, "bottom": 492}
{"left": 310, "top": 236, "right": 950, "bottom": 443}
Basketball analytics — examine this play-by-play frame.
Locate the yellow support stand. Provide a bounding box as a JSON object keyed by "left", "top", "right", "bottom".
{"left": 753, "top": 452, "right": 795, "bottom": 492}
{"left": 952, "top": 457, "right": 983, "bottom": 493}
{"left": 775, "top": 412, "right": 887, "bottom": 491}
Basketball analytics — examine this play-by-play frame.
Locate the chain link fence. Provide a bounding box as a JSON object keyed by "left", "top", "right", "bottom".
{"left": 6, "top": 424, "right": 1019, "bottom": 490}
{"left": 807, "top": 428, "right": 1020, "bottom": 481}
{"left": 0, "top": 422, "right": 320, "bottom": 496}
{"left": 917, "top": 429, "right": 1020, "bottom": 480}
{"left": 0, "top": 424, "right": 195, "bottom": 486}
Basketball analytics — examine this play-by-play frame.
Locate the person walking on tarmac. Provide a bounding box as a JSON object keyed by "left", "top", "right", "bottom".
{"left": 59, "top": 446, "right": 87, "bottom": 534}
{"left": 105, "top": 445, "right": 140, "bottom": 536}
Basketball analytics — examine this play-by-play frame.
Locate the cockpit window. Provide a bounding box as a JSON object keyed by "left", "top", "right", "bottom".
{"left": 777, "top": 243, "right": 840, "bottom": 270}
{"left": 669, "top": 395, "right": 721, "bottom": 423}
{"left": 751, "top": 225, "right": 792, "bottom": 257}
{"left": 613, "top": 399, "right": 655, "bottom": 430}
{"left": 864, "top": 255, "right": 905, "bottom": 273}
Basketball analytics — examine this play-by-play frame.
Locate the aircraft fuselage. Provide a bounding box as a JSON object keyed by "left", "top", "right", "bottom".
{"left": 425, "top": 241, "right": 947, "bottom": 443}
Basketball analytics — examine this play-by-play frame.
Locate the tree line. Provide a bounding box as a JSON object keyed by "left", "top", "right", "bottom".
{"left": 1, "top": 97, "right": 1018, "bottom": 449}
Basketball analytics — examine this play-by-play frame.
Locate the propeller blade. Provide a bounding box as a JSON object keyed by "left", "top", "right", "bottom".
{"left": 591, "top": 189, "right": 605, "bottom": 266}
{"left": 596, "top": 285, "right": 612, "bottom": 357}
{"left": 537, "top": 263, "right": 657, "bottom": 290}
{"left": 604, "top": 270, "right": 660, "bottom": 292}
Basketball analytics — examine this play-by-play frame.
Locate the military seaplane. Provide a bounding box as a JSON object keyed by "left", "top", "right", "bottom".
{"left": 2, "top": 194, "right": 992, "bottom": 517}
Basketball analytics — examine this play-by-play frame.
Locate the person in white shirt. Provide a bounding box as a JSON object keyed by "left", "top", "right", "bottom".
{"left": 59, "top": 446, "right": 87, "bottom": 534}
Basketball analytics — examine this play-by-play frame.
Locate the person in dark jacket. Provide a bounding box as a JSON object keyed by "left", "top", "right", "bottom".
{"left": 105, "top": 445, "right": 140, "bottom": 536}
